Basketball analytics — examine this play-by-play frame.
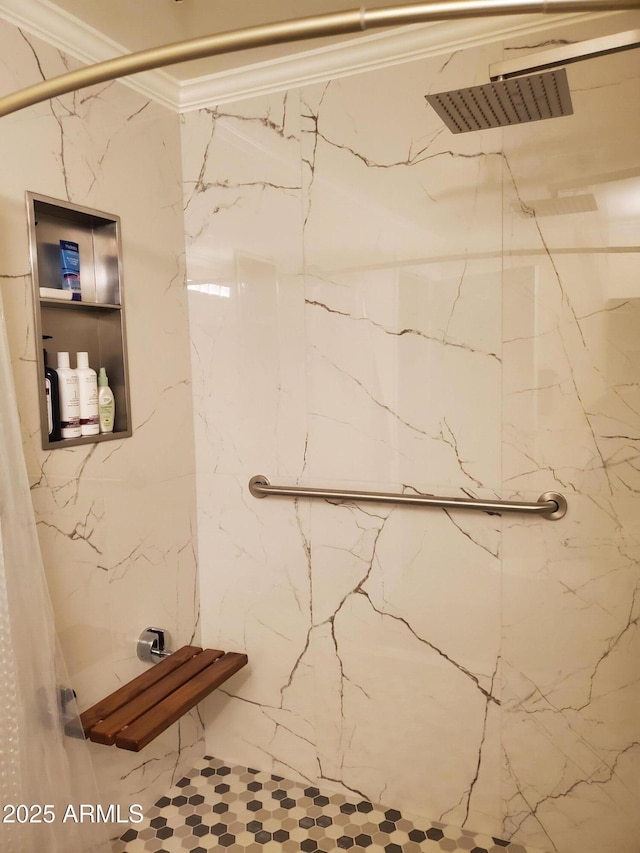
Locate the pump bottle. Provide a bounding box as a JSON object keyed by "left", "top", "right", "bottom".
{"left": 56, "top": 352, "right": 81, "bottom": 439}
{"left": 76, "top": 352, "right": 99, "bottom": 436}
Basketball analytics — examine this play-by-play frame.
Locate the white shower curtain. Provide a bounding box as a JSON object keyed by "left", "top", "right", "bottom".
{"left": 0, "top": 292, "right": 110, "bottom": 853}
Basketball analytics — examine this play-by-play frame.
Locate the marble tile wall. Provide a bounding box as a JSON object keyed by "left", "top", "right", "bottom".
{"left": 183, "top": 10, "right": 640, "bottom": 853}
{"left": 500, "top": 14, "right": 640, "bottom": 852}
{"left": 0, "top": 18, "right": 201, "bottom": 817}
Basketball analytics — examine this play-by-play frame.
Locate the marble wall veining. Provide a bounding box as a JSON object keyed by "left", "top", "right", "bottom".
{"left": 183, "top": 11, "right": 640, "bottom": 853}
{"left": 500, "top": 17, "right": 640, "bottom": 851}
{"left": 1, "top": 5, "right": 638, "bottom": 851}
{"left": 0, "top": 18, "right": 201, "bottom": 816}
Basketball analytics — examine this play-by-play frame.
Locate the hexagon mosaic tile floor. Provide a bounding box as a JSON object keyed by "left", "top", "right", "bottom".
{"left": 112, "top": 756, "right": 542, "bottom": 853}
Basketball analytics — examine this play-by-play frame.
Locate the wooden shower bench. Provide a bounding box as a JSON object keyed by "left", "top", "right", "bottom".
{"left": 79, "top": 645, "right": 247, "bottom": 752}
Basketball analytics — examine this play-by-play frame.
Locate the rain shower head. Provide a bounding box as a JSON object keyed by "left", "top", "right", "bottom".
{"left": 425, "top": 68, "right": 573, "bottom": 133}
{"left": 425, "top": 28, "right": 640, "bottom": 133}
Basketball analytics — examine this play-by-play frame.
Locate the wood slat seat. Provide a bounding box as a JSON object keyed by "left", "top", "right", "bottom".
{"left": 79, "top": 645, "right": 248, "bottom": 752}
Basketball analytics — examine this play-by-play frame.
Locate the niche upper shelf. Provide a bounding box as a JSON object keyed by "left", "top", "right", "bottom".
{"left": 27, "top": 192, "right": 132, "bottom": 450}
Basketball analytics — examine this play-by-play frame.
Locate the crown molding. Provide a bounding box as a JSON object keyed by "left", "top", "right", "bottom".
{"left": 0, "top": 0, "right": 179, "bottom": 110}
{"left": 0, "top": 0, "right": 623, "bottom": 114}
{"left": 176, "top": 11, "right": 617, "bottom": 111}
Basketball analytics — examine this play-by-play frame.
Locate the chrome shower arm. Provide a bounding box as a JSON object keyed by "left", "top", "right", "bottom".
{"left": 490, "top": 27, "right": 640, "bottom": 79}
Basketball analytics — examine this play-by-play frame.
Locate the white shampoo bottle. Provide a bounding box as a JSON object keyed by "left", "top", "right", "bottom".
{"left": 98, "top": 367, "right": 115, "bottom": 434}
{"left": 76, "top": 352, "right": 99, "bottom": 436}
{"left": 56, "top": 351, "right": 81, "bottom": 439}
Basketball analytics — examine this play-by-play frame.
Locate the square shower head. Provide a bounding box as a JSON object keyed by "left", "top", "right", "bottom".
{"left": 425, "top": 68, "right": 574, "bottom": 133}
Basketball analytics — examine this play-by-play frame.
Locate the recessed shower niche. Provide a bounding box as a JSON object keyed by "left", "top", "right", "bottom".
{"left": 27, "top": 192, "right": 132, "bottom": 449}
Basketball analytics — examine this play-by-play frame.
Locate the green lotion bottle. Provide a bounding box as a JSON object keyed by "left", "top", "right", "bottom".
{"left": 98, "top": 367, "right": 115, "bottom": 433}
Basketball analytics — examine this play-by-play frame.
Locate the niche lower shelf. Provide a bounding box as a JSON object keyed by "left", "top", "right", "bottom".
{"left": 79, "top": 645, "right": 248, "bottom": 752}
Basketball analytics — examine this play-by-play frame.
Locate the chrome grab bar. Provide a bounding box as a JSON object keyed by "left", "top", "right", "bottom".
{"left": 249, "top": 475, "right": 567, "bottom": 520}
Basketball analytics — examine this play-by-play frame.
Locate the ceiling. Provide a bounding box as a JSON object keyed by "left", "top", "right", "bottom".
{"left": 41, "top": 0, "right": 411, "bottom": 80}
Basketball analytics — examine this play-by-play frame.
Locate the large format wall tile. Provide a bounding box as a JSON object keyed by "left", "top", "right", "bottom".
{"left": 184, "top": 11, "right": 640, "bottom": 853}
{"left": 0, "top": 18, "right": 201, "bottom": 819}
{"left": 183, "top": 93, "right": 313, "bottom": 785}
{"left": 501, "top": 16, "right": 640, "bottom": 852}
{"left": 184, "top": 45, "right": 506, "bottom": 840}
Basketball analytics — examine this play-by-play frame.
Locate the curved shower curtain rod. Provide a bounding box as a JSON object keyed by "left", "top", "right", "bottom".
{"left": 0, "top": 0, "right": 637, "bottom": 118}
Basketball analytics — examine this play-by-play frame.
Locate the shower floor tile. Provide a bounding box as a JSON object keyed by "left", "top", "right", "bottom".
{"left": 112, "top": 755, "right": 540, "bottom": 853}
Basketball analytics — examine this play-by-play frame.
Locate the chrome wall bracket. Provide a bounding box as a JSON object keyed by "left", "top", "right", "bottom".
{"left": 60, "top": 686, "right": 83, "bottom": 739}
{"left": 137, "top": 627, "right": 173, "bottom": 664}
{"left": 538, "top": 491, "right": 567, "bottom": 520}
